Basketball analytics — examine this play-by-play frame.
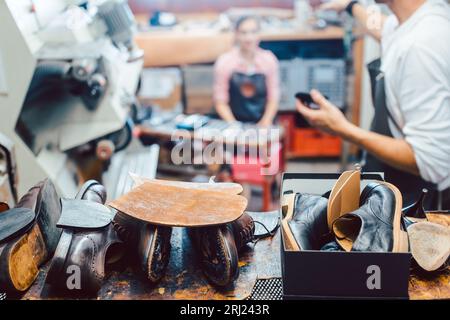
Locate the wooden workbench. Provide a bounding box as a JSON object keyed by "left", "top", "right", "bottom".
{"left": 22, "top": 212, "right": 449, "bottom": 300}
{"left": 135, "top": 26, "right": 344, "bottom": 68}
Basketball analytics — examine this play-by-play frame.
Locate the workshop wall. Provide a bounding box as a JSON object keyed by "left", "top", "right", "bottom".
{"left": 129, "top": 0, "right": 294, "bottom": 13}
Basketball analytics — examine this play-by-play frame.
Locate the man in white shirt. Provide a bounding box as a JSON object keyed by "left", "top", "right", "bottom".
{"left": 297, "top": 0, "right": 450, "bottom": 208}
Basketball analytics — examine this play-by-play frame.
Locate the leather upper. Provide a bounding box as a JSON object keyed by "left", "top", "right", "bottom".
{"left": 78, "top": 182, "right": 107, "bottom": 204}
{"left": 62, "top": 224, "right": 122, "bottom": 292}
{"left": 48, "top": 180, "right": 123, "bottom": 292}
{"left": 333, "top": 183, "right": 396, "bottom": 252}
{"left": 288, "top": 193, "right": 329, "bottom": 251}
{"left": 229, "top": 213, "right": 255, "bottom": 250}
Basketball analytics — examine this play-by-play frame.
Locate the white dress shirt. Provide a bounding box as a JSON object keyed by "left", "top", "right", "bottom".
{"left": 381, "top": 0, "right": 450, "bottom": 190}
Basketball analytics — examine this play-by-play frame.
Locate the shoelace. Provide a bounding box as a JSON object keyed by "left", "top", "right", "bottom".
{"left": 251, "top": 218, "right": 281, "bottom": 244}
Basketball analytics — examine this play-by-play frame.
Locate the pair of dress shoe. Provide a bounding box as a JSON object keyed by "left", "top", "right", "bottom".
{"left": 330, "top": 184, "right": 449, "bottom": 271}
{"left": 113, "top": 210, "right": 270, "bottom": 287}
{"left": 0, "top": 179, "right": 122, "bottom": 295}
{"left": 0, "top": 179, "right": 61, "bottom": 296}
{"left": 284, "top": 171, "right": 408, "bottom": 253}
{"left": 285, "top": 172, "right": 449, "bottom": 272}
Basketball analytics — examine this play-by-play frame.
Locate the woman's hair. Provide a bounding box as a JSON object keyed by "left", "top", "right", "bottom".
{"left": 234, "top": 15, "right": 261, "bottom": 32}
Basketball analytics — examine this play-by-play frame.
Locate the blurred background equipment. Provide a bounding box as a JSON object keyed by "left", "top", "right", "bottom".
{"left": 0, "top": 0, "right": 143, "bottom": 196}
{"left": 0, "top": 133, "right": 18, "bottom": 207}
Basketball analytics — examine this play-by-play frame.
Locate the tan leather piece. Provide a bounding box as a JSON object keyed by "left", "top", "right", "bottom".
{"left": 332, "top": 215, "right": 361, "bottom": 252}
{"left": 108, "top": 182, "right": 248, "bottom": 227}
{"left": 385, "top": 182, "right": 408, "bottom": 253}
{"left": 130, "top": 173, "right": 243, "bottom": 195}
{"left": 280, "top": 193, "right": 300, "bottom": 252}
{"left": 327, "top": 170, "right": 361, "bottom": 229}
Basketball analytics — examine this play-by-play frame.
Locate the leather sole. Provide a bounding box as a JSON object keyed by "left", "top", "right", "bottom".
{"left": 408, "top": 221, "right": 450, "bottom": 271}
{"left": 205, "top": 226, "right": 239, "bottom": 287}
{"left": 140, "top": 225, "right": 172, "bottom": 283}
{"left": 0, "top": 180, "right": 62, "bottom": 294}
{"left": 130, "top": 174, "right": 244, "bottom": 195}
{"left": 191, "top": 226, "right": 239, "bottom": 287}
{"left": 281, "top": 193, "right": 300, "bottom": 251}
{"left": 381, "top": 182, "right": 409, "bottom": 253}
{"left": 1, "top": 224, "right": 47, "bottom": 293}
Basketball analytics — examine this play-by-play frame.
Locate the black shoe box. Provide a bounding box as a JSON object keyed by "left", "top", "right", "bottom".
{"left": 280, "top": 172, "right": 411, "bottom": 299}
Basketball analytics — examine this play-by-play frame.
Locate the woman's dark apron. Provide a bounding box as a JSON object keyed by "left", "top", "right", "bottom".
{"left": 228, "top": 72, "right": 267, "bottom": 123}
{"left": 363, "top": 59, "right": 438, "bottom": 209}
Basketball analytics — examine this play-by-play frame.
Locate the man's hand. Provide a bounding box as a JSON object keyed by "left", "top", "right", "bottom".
{"left": 320, "top": 0, "right": 352, "bottom": 12}
{"left": 297, "top": 90, "right": 419, "bottom": 175}
{"left": 296, "top": 89, "right": 351, "bottom": 136}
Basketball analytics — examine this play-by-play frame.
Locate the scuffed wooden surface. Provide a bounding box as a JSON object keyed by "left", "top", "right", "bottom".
{"left": 408, "top": 213, "right": 450, "bottom": 300}
{"left": 108, "top": 182, "right": 248, "bottom": 227}
{"left": 409, "top": 267, "right": 449, "bottom": 300}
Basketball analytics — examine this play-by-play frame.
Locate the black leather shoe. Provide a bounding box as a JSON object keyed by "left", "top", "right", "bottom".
{"left": 320, "top": 241, "right": 342, "bottom": 251}
{"left": 113, "top": 212, "right": 172, "bottom": 284}
{"left": 287, "top": 193, "right": 331, "bottom": 251}
{"left": 332, "top": 182, "right": 409, "bottom": 252}
{"left": 189, "top": 224, "right": 239, "bottom": 287}
{"left": 190, "top": 213, "right": 265, "bottom": 287}
{"left": 45, "top": 180, "right": 123, "bottom": 293}
{"left": 0, "top": 179, "right": 62, "bottom": 295}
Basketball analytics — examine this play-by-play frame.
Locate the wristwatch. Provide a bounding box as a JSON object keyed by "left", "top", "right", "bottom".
{"left": 345, "top": 0, "right": 359, "bottom": 16}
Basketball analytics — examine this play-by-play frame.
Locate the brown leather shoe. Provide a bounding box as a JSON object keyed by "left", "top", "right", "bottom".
{"left": 113, "top": 212, "right": 172, "bottom": 284}
{"left": 190, "top": 213, "right": 260, "bottom": 287}
{"left": 0, "top": 179, "right": 62, "bottom": 296}
{"left": 45, "top": 180, "right": 123, "bottom": 293}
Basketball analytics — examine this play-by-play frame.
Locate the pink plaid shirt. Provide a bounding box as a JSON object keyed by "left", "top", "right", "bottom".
{"left": 213, "top": 47, "right": 280, "bottom": 104}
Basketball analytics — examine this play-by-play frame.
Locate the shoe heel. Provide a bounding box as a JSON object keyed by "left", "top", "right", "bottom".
{"left": 35, "top": 180, "right": 62, "bottom": 254}
{"left": 45, "top": 230, "right": 73, "bottom": 287}
{"left": 8, "top": 225, "right": 47, "bottom": 292}
{"left": 142, "top": 226, "right": 172, "bottom": 284}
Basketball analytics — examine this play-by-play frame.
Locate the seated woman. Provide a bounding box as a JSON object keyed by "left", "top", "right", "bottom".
{"left": 213, "top": 16, "right": 280, "bottom": 127}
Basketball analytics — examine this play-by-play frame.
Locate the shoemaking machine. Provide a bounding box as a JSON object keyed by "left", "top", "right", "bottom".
{"left": 0, "top": 0, "right": 143, "bottom": 197}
